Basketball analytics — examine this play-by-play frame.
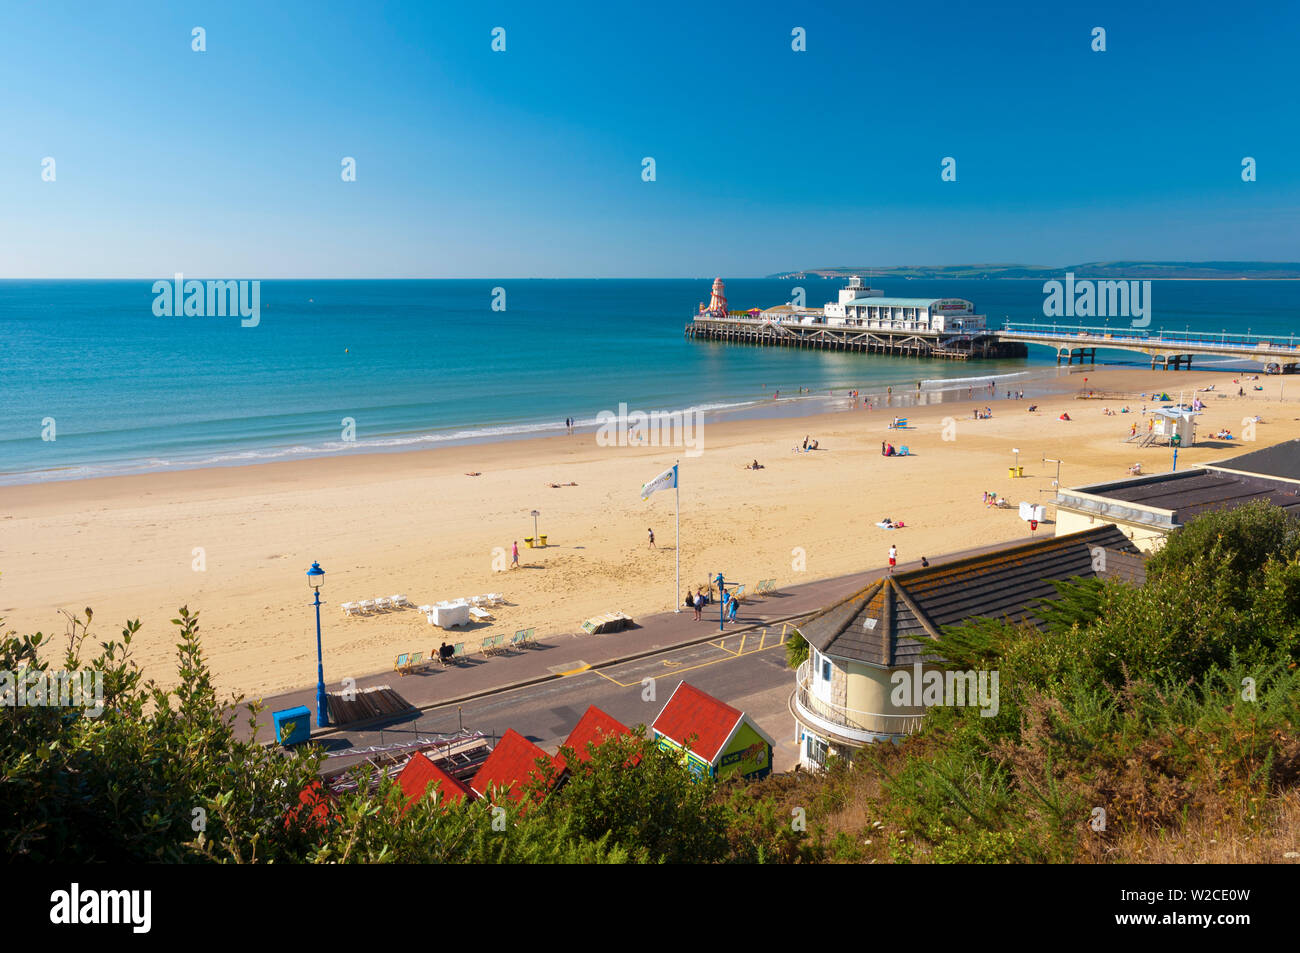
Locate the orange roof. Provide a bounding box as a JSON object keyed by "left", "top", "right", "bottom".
{"left": 397, "top": 752, "right": 473, "bottom": 812}
{"left": 285, "top": 780, "right": 333, "bottom": 830}
{"left": 470, "top": 729, "right": 556, "bottom": 804}
{"left": 554, "top": 706, "right": 632, "bottom": 772}
{"left": 651, "top": 682, "right": 742, "bottom": 763}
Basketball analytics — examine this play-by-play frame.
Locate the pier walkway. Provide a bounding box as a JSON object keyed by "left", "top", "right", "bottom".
{"left": 997, "top": 323, "right": 1300, "bottom": 370}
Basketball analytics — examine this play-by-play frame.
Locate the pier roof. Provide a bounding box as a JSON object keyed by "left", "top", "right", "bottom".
{"left": 799, "top": 526, "right": 1141, "bottom": 668}
{"left": 842, "top": 297, "right": 973, "bottom": 309}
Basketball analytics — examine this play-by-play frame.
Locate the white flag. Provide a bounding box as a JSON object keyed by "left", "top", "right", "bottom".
{"left": 641, "top": 464, "right": 678, "bottom": 501}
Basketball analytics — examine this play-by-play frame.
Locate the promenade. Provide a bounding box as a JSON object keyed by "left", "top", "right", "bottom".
{"left": 244, "top": 536, "right": 1028, "bottom": 749}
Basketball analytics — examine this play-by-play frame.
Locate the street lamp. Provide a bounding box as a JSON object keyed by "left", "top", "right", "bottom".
{"left": 307, "top": 561, "right": 329, "bottom": 728}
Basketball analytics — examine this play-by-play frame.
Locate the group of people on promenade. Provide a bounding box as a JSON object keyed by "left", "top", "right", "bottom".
{"left": 685, "top": 585, "right": 739, "bottom": 623}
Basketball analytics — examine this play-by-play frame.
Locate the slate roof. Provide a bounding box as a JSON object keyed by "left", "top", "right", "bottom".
{"left": 397, "top": 752, "right": 473, "bottom": 811}
{"left": 470, "top": 729, "right": 556, "bottom": 804}
{"left": 800, "top": 526, "right": 1142, "bottom": 668}
{"left": 651, "top": 682, "right": 743, "bottom": 763}
{"left": 1208, "top": 439, "right": 1300, "bottom": 483}
{"left": 553, "top": 705, "right": 633, "bottom": 773}
{"left": 1060, "top": 468, "right": 1300, "bottom": 525}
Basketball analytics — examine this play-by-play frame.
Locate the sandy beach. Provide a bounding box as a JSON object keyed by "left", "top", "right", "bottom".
{"left": 2, "top": 363, "right": 1293, "bottom": 700}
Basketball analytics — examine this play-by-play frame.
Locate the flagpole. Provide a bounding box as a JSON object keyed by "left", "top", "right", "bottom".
{"left": 674, "top": 460, "right": 681, "bottom": 612}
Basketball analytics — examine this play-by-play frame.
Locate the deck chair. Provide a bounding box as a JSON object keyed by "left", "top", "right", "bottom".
{"left": 394, "top": 653, "right": 411, "bottom": 675}
{"left": 450, "top": 642, "right": 467, "bottom": 664}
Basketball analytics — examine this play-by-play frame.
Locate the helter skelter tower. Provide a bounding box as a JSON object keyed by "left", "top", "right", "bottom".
{"left": 698, "top": 277, "right": 728, "bottom": 316}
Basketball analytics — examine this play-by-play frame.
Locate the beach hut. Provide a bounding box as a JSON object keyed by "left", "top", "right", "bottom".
{"left": 469, "top": 729, "right": 558, "bottom": 805}
{"left": 397, "top": 752, "right": 474, "bottom": 812}
{"left": 651, "top": 682, "right": 774, "bottom": 781}
{"left": 553, "top": 705, "right": 633, "bottom": 773}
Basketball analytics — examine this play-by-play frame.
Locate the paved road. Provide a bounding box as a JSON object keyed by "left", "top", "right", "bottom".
{"left": 317, "top": 622, "right": 804, "bottom": 772}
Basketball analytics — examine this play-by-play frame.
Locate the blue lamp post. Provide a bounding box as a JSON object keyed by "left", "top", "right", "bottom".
{"left": 307, "top": 561, "right": 329, "bottom": 728}
{"left": 715, "top": 573, "right": 726, "bottom": 632}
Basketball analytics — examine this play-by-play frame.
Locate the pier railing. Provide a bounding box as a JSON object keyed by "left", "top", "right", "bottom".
{"left": 999, "top": 322, "right": 1300, "bottom": 353}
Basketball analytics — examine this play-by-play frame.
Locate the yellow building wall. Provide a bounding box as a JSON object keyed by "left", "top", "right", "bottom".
{"left": 843, "top": 661, "right": 926, "bottom": 733}
{"left": 1053, "top": 508, "right": 1167, "bottom": 554}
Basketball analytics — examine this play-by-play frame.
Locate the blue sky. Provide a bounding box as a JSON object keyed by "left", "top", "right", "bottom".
{"left": 2, "top": 0, "right": 1297, "bottom": 277}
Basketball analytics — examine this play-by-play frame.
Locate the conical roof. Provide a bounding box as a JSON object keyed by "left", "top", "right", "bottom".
{"left": 799, "top": 525, "right": 1140, "bottom": 668}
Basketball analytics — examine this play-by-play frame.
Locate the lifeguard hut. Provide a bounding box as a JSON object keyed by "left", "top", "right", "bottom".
{"left": 1151, "top": 407, "right": 1198, "bottom": 446}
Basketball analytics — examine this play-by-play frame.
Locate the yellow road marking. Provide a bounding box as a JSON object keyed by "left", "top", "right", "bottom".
{"left": 558, "top": 663, "right": 591, "bottom": 676}
{"left": 592, "top": 628, "right": 789, "bottom": 688}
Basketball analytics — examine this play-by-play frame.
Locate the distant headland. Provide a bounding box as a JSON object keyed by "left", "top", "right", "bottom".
{"left": 768, "top": 262, "right": 1300, "bottom": 280}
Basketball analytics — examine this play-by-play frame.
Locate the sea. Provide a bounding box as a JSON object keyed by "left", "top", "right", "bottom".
{"left": 0, "top": 278, "right": 1294, "bottom": 485}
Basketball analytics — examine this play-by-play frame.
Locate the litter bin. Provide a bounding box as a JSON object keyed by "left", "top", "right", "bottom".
{"left": 539, "top": 534, "right": 547, "bottom": 546}
{"left": 524, "top": 537, "right": 534, "bottom": 548}
{"left": 273, "top": 706, "right": 311, "bottom": 746}
{"left": 1008, "top": 466, "right": 1024, "bottom": 478}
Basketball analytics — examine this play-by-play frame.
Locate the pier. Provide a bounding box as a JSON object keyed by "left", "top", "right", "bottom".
{"left": 684, "top": 315, "right": 1026, "bottom": 361}
{"left": 998, "top": 323, "right": 1300, "bottom": 371}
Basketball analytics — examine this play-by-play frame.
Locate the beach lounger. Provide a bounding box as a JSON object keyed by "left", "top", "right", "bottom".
{"left": 341, "top": 602, "right": 357, "bottom": 616}
{"left": 391, "top": 594, "right": 410, "bottom": 608}
{"left": 469, "top": 606, "right": 492, "bottom": 621}
{"left": 357, "top": 599, "right": 374, "bottom": 613}
{"left": 373, "top": 597, "right": 392, "bottom": 611}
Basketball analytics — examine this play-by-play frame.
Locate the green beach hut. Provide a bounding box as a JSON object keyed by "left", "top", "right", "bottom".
{"left": 651, "top": 681, "right": 775, "bottom": 781}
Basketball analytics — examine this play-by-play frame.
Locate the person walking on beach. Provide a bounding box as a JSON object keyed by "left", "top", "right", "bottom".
{"left": 648, "top": 527, "right": 655, "bottom": 549}
{"left": 511, "top": 540, "right": 519, "bottom": 569}
{"left": 888, "top": 544, "right": 897, "bottom": 573}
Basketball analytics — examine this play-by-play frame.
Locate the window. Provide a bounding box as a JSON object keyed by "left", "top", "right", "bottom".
{"left": 822, "top": 658, "right": 832, "bottom": 683}
{"left": 805, "top": 733, "right": 829, "bottom": 766}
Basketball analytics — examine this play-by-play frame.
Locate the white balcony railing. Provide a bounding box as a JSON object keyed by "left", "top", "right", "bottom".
{"left": 792, "top": 660, "right": 924, "bottom": 740}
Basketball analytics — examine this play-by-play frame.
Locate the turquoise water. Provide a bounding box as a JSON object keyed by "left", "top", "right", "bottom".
{"left": 0, "top": 279, "right": 1293, "bottom": 484}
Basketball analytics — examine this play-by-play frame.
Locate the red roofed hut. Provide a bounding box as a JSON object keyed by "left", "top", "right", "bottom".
{"left": 284, "top": 780, "right": 334, "bottom": 830}
{"left": 553, "top": 705, "right": 633, "bottom": 774}
{"left": 470, "top": 729, "right": 557, "bottom": 805}
{"left": 397, "top": 752, "right": 474, "bottom": 813}
{"left": 651, "top": 681, "right": 774, "bottom": 781}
